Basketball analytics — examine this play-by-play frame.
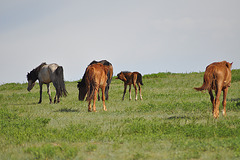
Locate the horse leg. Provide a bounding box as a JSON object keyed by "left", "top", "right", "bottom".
{"left": 138, "top": 82, "right": 143, "bottom": 100}
{"left": 122, "top": 84, "right": 127, "bottom": 100}
{"left": 222, "top": 87, "right": 228, "bottom": 117}
{"left": 129, "top": 85, "right": 132, "bottom": 100}
{"left": 87, "top": 85, "right": 92, "bottom": 112}
{"left": 52, "top": 81, "right": 60, "bottom": 103}
{"left": 208, "top": 89, "right": 214, "bottom": 114}
{"left": 102, "top": 86, "right": 107, "bottom": 111}
{"left": 98, "top": 90, "right": 100, "bottom": 101}
{"left": 88, "top": 99, "right": 92, "bottom": 112}
{"left": 47, "top": 84, "right": 52, "bottom": 104}
{"left": 92, "top": 86, "right": 98, "bottom": 112}
{"left": 105, "top": 85, "right": 109, "bottom": 100}
{"left": 54, "top": 91, "right": 58, "bottom": 103}
{"left": 214, "top": 87, "right": 222, "bottom": 119}
{"left": 133, "top": 83, "right": 137, "bottom": 101}
{"left": 38, "top": 83, "right": 43, "bottom": 104}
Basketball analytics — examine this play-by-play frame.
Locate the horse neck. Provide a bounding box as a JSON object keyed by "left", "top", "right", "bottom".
{"left": 31, "top": 69, "right": 39, "bottom": 82}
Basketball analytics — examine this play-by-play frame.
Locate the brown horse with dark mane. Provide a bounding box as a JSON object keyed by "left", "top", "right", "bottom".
{"left": 27, "top": 62, "right": 67, "bottom": 104}
{"left": 116, "top": 71, "right": 143, "bottom": 101}
{"left": 194, "top": 61, "right": 232, "bottom": 118}
{"left": 85, "top": 63, "right": 110, "bottom": 112}
{"left": 77, "top": 60, "right": 113, "bottom": 101}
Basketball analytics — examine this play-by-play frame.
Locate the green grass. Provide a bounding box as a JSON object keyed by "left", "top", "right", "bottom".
{"left": 0, "top": 70, "right": 240, "bottom": 160}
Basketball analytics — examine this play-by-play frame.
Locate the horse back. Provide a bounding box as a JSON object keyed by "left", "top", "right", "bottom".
{"left": 132, "top": 72, "right": 143, "bottom": 85}
{"left": 38, "top": 63, "right": 59, "bottom": 83}
{"left": 86, "top": 63, "right": 108, "bottom": 87}
{"left": 205, "top": 61, "right": 232, "bottom": 89}
{"left": 122, "top": 72, "right": 142, "bottom": 85}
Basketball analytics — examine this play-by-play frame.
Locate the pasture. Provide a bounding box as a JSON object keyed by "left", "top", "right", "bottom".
{"left": 0, "top": 70, "right": 240, "bottom": 160}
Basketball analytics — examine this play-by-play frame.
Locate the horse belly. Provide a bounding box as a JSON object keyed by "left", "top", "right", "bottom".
{"left": 38, "top": 68, "right": 52, "bottom": 83}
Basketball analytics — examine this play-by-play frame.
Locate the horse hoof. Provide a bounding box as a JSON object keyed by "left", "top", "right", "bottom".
{"left": 222, "top": 111, "right": 227, "bottom": 117}
{"left": 213, "top": 114, "right": 219, "bottom": 119}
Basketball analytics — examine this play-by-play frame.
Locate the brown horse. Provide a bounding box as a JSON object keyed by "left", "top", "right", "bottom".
{"left": 85, "top": 63, "right": 109, "bottom": 112}
{"left": 27, "top": 62, "right": 67, "bottom": 104}
{"left": 116, "top": 71, "right": 143, "bottom": 100}
{"left": 194, "top": 61, "right": 232, "bottom": 118}
{"left": 78, "top": 60, "right": 113, "bottom": 101}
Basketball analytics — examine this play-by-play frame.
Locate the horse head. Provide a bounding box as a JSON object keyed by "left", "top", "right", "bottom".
{"left": 116, "top": 72, "right": 127, "bottom": 82}
{"left": 27, "top": 71, "right": 38, "bottom": 91}
{"left": 77, "top": 81, "right": 87, "bottom": 101}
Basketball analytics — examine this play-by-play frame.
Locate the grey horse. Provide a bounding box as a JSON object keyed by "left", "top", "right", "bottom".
{"left": 27, "top": 62, "right": 67, "bottom": 104}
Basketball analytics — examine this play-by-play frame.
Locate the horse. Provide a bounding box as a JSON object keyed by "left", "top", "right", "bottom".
{"left": 194, "top": 61, "right": 232, "bottom": 118}
{"left": 116, "top": 71, "right": 143, "bottom": 101}
{"left": 27, "top": 62, "right": 67, "bottom": 104}
{"left": 85, "top": 63, "right": 110, "bottom": 112}
{"left": 77, "top": 60, "right": 113, "bottom": 101}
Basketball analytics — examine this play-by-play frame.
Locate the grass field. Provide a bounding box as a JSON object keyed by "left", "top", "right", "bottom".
{"left": 0, "top": 70, "right": 240, "bottom": 160}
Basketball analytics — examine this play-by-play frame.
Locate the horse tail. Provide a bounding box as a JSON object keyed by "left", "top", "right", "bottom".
{"left": 55, "top": 66, "right": 68, "bottom": 97}
{"left": 194, "top": 70, "right": 213, "bottom": 91}
{"left": 137, "top": 73, "right": 143, "bottom": 85}
{"left": 86, "top": 67, "right": 96, "bottom": 101}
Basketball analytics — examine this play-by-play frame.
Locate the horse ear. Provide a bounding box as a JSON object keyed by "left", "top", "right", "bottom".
{"left": 226, "top": 62, "right": 232, "bottom": 68}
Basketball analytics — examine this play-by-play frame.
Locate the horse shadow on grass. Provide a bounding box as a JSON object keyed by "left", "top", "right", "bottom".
{"left": 13, "top": 102, "right": 39, "bottom": 106}
{"left": 227, "top": 98, "right": 240, "bottom": 102}
{"left": 227, "top": 98, "right": 240, "bottom": 106}
{"left": 167, "top": 115, "right": 190, "bottom": 120}
{"left": 54, "top": 108, "right": 80, "bottom": 113}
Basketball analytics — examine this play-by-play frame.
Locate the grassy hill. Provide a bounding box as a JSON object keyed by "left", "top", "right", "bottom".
{"left": 0, "top": 70, "right": 240, "bottom": 160}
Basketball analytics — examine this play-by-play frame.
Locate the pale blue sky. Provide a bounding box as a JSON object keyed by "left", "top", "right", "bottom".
{"left": 1, "top": 0, "right": 240, "bottom": 83}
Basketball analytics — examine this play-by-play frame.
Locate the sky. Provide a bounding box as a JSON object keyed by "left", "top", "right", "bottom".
{"left": 1, "top": 0, "right": 240, "bottom": 84}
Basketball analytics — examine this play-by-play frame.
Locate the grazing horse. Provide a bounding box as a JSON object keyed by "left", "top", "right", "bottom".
{"left": 116, "top": 71, "right": 143, "bottom": 101}
{"left": 194, "top": 61, "right": 232, "bottom": 118}
{"left": 27, "top": 62, "right": 67, "bottom": 104}
{"left": 77, "top": 60, "right": 113, "bottom": 101}
{"left": 85, "top": 63, "right": 109, "bottom": 112}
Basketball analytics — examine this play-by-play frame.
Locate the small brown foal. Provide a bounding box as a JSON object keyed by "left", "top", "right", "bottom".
{"left": 116, "top": 71, "right": 143, "bottom": 101}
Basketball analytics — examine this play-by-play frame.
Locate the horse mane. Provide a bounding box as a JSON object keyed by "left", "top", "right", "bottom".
{"left": 27, "top": 62, "right": 47, "bottom": 81}
{"left": 36, "top": 62, "right": 47, "bottom": 73}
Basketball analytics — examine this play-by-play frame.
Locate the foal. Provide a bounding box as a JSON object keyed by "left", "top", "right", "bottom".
{"left": 116, "top": 71, "right": 143, "bottom": 100}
